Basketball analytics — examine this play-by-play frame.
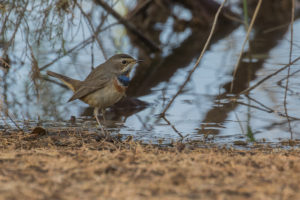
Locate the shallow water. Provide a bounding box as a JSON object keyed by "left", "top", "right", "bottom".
{"left": 1, "top": 1, "right": 300, "bottom": 146}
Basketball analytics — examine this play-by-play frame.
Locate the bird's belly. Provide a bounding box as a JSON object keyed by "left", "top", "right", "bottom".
{"left": 81, "top": 84, "right": 125, "bottom": 108}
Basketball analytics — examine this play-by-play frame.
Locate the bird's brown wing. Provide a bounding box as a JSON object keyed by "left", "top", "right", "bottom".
{"left": 68, "top": 74, "right": 112, "bottom": 102}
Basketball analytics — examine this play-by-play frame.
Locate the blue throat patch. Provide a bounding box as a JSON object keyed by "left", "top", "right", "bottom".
{"left": 117, "top": 75, "right": 130, "bottom": 86}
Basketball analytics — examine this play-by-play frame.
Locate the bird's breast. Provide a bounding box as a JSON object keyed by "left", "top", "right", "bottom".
{"left": 113, "top": 77, "right": 128, "bottom": 93}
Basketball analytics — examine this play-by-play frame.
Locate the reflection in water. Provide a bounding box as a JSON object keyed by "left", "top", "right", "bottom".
{"left": 0, "top": 0, "right": 300, "bottom": 145}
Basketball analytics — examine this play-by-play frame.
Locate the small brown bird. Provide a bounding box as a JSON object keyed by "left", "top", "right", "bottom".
{"left": 47, "top": 54, "right": 138, "bottom": 133}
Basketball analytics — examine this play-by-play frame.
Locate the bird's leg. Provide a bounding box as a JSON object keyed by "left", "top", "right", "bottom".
{"left": 101, "top": 109, "right": 110, "bottom": 138}
{"left": 94, "top": 107, "right": 106, "bottom": 135}
{"left": 101, "top": 109, "right": 106, "bottom": 121}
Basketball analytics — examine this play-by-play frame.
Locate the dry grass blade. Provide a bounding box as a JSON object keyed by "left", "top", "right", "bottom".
{"left": 230, "top": 0, "right": 262, "bottom": 92}
{"left": 283, "top": 0, "right": 295, "bottom": 139}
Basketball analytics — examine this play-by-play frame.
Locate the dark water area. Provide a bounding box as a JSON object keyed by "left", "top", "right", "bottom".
{"left": 1, "top": 0, "right": 300, "bottom": 147}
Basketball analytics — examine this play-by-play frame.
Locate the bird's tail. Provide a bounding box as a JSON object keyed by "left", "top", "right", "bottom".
{"left": 47, "top": 71, "right": 81, "bottom": 92}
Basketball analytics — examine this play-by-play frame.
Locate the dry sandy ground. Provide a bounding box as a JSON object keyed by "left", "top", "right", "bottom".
{"left": 0, "top": 129, "right": 300, "bottom": 200}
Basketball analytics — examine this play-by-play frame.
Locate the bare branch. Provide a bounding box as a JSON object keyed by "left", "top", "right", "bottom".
{"left": 94, "top": 0, "right": 160, "bottom": 52}
{"left": 75, "top": 1, "right": 107, "bottom": 60}
{"left": 160, "top": 0, "right": 227, "bottom": 116}
{"left": 239, "top": 55, "right": 300, "bottom": 95}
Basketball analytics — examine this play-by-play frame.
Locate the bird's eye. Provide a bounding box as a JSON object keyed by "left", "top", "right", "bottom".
{"left": 122, "top": 60, "right": 127, "bottom": 65}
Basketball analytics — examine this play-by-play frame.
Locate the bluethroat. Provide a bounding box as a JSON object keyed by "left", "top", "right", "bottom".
{"left": 47, "top": 54, "right": 138, "bottom": 134}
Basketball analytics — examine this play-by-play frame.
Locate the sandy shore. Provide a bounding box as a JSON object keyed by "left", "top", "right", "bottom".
{"left": 0, "top": 130, "right": 299, "bottom": 200}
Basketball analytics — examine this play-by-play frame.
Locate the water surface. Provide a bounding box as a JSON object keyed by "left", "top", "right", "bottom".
{"left": 1, "top": 0, "right": 300, "bottom": 146}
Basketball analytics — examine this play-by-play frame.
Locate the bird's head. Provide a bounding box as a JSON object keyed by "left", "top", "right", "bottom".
{"left": 107, "top": 54, "right": 138, "bottom": 76}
